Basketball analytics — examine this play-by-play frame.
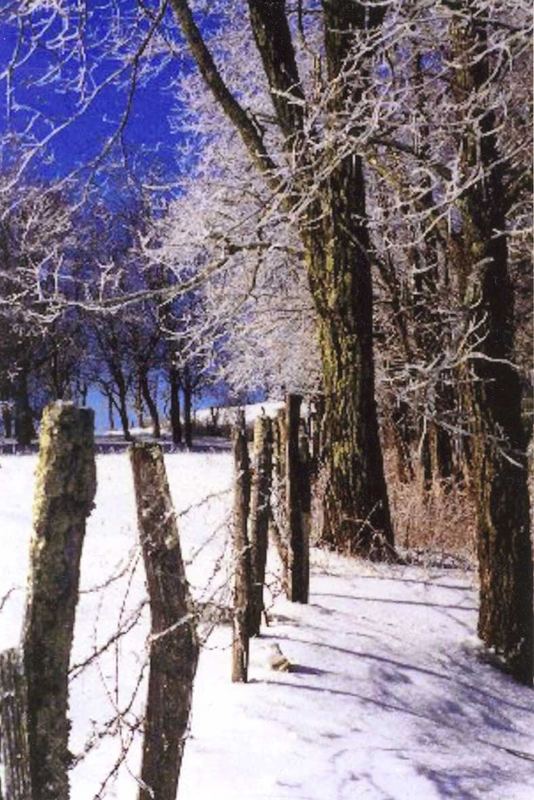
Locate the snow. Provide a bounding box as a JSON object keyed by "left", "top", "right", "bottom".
{"left": 100, "top": 400, "right": 286, "bottom": 438}
{"left": 1, "top": 452, "right": 534, "bottom": 800}
{"left": 195, "top": 400, "right": 285, "bottom": 426}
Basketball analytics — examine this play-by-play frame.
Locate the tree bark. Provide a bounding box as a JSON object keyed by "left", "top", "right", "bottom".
{"left": 449, "top": 7, "right": 533, "bottom": 684}
{"left": 116, "top": 379, "right": 131, "bottom": 441}
{"left": 169, "top": 365, "right": 182, "bottom": 445}
{"left": 140, "top": 373, "right": 161, "bottom": 439}
{"left": 14, "top": 369, "right": 34, "bottom": 447}
{"left": 0, "top": 648, "right": 33, "bottom": 800}
{"left": 106, "top": 391, "right": 115, "bottom": 431}
{"left": 23, "top": 402, "right": 96, "bottom": 800}
{"left": 269, "top": 409, "right": 289, "bottom": 590}
{"left": 183, "top": 367, "right": 193, "bottom": 449}
{"left": 249, "top": 415, "right": 273, "bottom": 637}
{"left": 130, "top": 443, "right": 199, "bottom": 800}
{"left": 2, "top": 402, "right": 13, "bottom": 439}
{"left": 231, "top": 411, "right": 251, "bottom": 682}
{"left": 298, "top": 422, "right": 311, "bottom": 604}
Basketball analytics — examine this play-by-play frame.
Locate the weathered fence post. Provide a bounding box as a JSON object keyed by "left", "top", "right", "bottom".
{"left": 231, "top": 411, "right": 251, "bottom": 682}
{"left": 23, "top": 401, "right": 96, "bottom": 800}
{"left": 286, "top": 394, "right": 309, "bottom": 603}
{"left": 0, "top": 648, "right": 33, "bottom": 799}
{"left": 249, "top": 415, "right": 273, "bottom": 637}
{"left": 130, "top": 443, "right": 199, "bottom": 800}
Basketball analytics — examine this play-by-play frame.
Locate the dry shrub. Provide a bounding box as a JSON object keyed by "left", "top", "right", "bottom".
{"left": 384, "top": 447, "right": 477, "bottom": 563}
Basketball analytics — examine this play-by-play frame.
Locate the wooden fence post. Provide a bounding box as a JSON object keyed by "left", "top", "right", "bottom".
{"left": 130, "top": 443, "right": 199, "bottom": 800}
{"left": 249, "top": 416, "right": 273, "bottom": 637}
{"left": 0, "top": 648, "right": 33, "bottom": 799}
{"left": 286, "top": 394, "right": 309, "bottom": 603}
{"left": 231, "top": 411, "right": 251, "bottom": 682}
{"left": 23, "top": 401, "right": 96, "bottom": 800}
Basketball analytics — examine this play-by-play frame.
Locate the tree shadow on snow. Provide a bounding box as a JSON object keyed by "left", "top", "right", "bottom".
{"left": 264, "top": 628, "right": 534, "bottom": 799}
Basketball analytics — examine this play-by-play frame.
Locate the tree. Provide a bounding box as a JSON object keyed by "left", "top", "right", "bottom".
{"left": 167, "top": 0, "right": 394, "bottom": 555}
{"left": 356, "top": 0, "right": 533, "bottom": 682}
{"left": 445, "top": 0, "right": 532, "bottom": 684}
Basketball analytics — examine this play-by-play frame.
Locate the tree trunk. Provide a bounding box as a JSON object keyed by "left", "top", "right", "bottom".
{"left": 420, "top": 419, "right": 454, "bottom": 490}
{"left": 450, "top": 9, "right": 533, "bottom": 684}
{"left": 231, "top": 411, "right": 251, "bottom": 682}
{"left": 286, "top": 395, "right": 308, "bottom": 603}
{"left": 298, "top": 422, "right": 311, "bottom": 603}
{"left": 249, "top": 415, "right": 273, "bottom": 637}
{"left": 14, "top": 369, "right": 34, "bottom": 447}
{"left": 135, "top": 380, "right": 145, "bottom": 430}
{"left": 304, "top": 207, "right": 393, "bottom": 558}
{"left": 269, "top": 409, "right": 289, "bottom": 590}
{"left": 0, "top": 648, "right": 33, "bottom": 800}
{"left": 388, "top": 399, "right": 415, "bottom": 485}
{"left": 2, "top": 403, "right": 13, "bottom": 439}
{"left": 140, "top": 373, "right": 161, "bottom": 439}
{"left": 130, "top": 444, "right": 199, "bottom": 800}
{"left": 301, "top": 0, "right": 393, "bottom": 557}
{"left": 23, "top": 402, "right": 96, "bottom": 800}
{"left": 106, "top": 391, "right": 115, "bottom": 431}
{"left": 169, "top": 365, "right": 182, "bottom": 445}
{"left": 183, "top": 368, "right": 193, "bottom": 448}
{"left": 116, "top": 382, "right": 131, "bottom": 441}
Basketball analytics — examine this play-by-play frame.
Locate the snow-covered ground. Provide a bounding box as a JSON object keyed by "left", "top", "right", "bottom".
{"left": 1, "top": 452, "right": 534, "bottom": 800}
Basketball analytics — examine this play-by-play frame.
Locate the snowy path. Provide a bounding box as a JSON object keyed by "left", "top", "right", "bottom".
{"left": 180, "top": 554, "right": 534, "bottom": 800}
{"left": 1, "top": 452, "right": 533, "bottom": 800}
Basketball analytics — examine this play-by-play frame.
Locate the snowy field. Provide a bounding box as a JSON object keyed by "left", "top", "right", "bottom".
{"left": 1, "top": 452, "right": 534, "bottom": 800}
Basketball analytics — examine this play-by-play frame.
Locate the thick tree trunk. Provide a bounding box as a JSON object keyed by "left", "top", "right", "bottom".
{"left": 249, "top": 415, "right": 273, "bottom": 637}
{"left": 130, "top": 444, "right": 198, "bottom": 800}
{"left": 23, "top": 402, "right": 96, "bottom": 800}
{"left": 304, "top": 203, "right": 393, "bottom": 557}
{"left": 0, "top": 648, "right": 33, "bottom": 799}
{"left": 302, "top": 0, "right": 393, "bottom": 557}
{"left": 450, "top": 10, "right": 533, "bottom": 684}
{"left": 169, "top": 365, "right": 182, "bottom": 445}
{"left": 231, "top": 411, "right": 251, "bottom": 682}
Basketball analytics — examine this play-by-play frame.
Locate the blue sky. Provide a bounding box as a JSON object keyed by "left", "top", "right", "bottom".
{"left": 0, "top": 2, "right": 196, "bottom": 190}
{"left": 0, "top": 3, "right": 254, "bottom": 430}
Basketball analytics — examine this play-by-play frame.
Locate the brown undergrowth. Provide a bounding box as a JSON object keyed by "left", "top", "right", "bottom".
{"left": 384, "top": 449, "right": 477, "bottom": 564}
